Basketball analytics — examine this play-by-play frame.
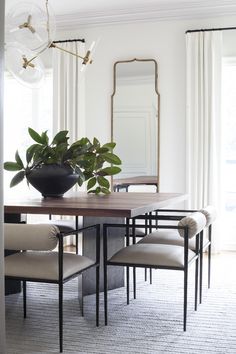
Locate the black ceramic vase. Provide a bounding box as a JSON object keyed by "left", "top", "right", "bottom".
{"left": 26, "top": 164, "right": 79, "bottom": 198}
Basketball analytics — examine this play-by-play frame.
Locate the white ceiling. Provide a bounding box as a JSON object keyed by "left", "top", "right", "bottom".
{"left": 6, "top": 0, "right": 236, "bottom": 29}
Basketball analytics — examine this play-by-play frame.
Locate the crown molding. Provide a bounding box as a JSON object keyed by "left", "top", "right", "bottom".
{"left": 55, "top": 1, "right": 236, "bottom": 30}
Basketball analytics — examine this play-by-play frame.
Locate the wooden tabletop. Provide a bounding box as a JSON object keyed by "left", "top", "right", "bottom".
{"left": 4, "top": 192, "right": 187, "bottom": 218}
{"left": 113, "top": 176, "right": 158, "bottom": 186}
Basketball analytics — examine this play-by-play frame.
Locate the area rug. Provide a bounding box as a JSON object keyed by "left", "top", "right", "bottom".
{"left": 5, "top": 256, "right": 236, "bottom": 354}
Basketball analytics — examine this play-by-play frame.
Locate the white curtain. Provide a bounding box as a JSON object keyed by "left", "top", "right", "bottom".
{"left": 52, "top": 41, "right": 85, "bottom": 140}
{"left": 52, "top": 41, "right": 86, "bottom": 245}
{"left": 186, "top": 31, "right": 223, "bottom": 252}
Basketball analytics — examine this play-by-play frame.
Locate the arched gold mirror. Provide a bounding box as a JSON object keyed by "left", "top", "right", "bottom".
{"left": 111, "top": 58, "right": 160, "bottom": 192}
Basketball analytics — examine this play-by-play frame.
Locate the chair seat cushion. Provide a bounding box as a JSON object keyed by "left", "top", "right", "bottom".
{"left": 138, "top": 230, "right": 193, "bottom": 250}
{"left": 109, "top": 244, "right": 196, "bottom": 268}
{"left": 5, "top": 252, "right": 95, "bottom": 281}
{"left": 138, "top": 230, "right": 209, "bottom": 250}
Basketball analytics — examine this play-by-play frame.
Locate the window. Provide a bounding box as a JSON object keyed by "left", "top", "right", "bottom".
{"left": 4, "top": 70, "right": 53, "bottom": 198}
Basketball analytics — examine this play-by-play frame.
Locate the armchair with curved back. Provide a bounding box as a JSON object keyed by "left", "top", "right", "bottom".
{"left": 139, "top": 206, "right": 216, "bottom": 302}
{"left": 4, "top": 222, "right": 100, "bottom": 353}
{"left": 103, "top": 212, "right": 206, "bottom": 331}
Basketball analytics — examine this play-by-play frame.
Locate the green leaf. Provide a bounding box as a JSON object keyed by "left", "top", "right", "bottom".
{"left": 41, "top": 131, "right": 49, "bottom": 145}
{"left": 26, "top": 144, "right": 42, "bottom": 164}
{"left": 87, "top": 177, "right": 96, "bottom": 190}
{"left": 15, "top": 151, "right": 24, "bottom": 168}
{"left": 52, "top": 130, "right": 69, "bottom": 145}
{"left": 97, "top": 176, "right": 110, "bottom": 189}
{"left": 95, "top": 186, "right": 101, "bottom": 194}
{"left": 96, "top": 147, "right": 109, "bottom": 154}
{"left": 10, "top": 171, "right": 25, "bottom": 187}
{"left": 102, "top": 153, "right": 122, "bottom": 165}
{"left": 77, "top": 176, "right": 84, "bottom": 187}
{"left": 88, "top": 189, "right": 96, "bottom": 194}
{"left": 4, "top": 162, "right": 23, "bottom": 171}
{"left": 54, "top": 142, "right": 68, "bottom": 162}
{"left": 71, "top": 137, "right": 90, "bottom": 148}
{"left": 74, "top": 166, "right": 85, "bottom": 181}
{"left": 98, "top": 166, "right": 121, "bottom": 176}
{"left": 102, "top": 142, "right": 116, "bottom": 150}
{"left": 84, "top": 171, "right": 94, "bottom": 180}
{"left": 28, "top": 127, "right": 44, "bottom": 144}
{"left": 100, "top": 187, "right": 110, "bottom": 194}
{"left": 93, "top": 137, "right": 100, "bottom": 147}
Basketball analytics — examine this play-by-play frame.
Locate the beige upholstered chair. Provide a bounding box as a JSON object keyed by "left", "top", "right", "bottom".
{"left": 103, "top": 212, "right": 206, "bottom": 331}
{"left": 138, "top": 206, "right": 216, "bottom": 302}
{"left": 4, "top": 223, "right": 100, "bottom": 353}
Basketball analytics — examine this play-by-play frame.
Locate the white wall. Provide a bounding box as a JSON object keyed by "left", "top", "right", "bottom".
{"left": 0, "top": 0, "right": 6, "bottom": 351}
{"left": 55, "top": 15, "right": 236, "bottom": 193}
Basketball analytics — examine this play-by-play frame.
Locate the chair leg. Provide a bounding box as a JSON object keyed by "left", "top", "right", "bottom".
{"left": 208, "top": 243, "right": 211, "bottom": 289}
{"left": 75, "top": 216, "right": 79, "bottom": 255}
{"left": 96, "top": 265, "right": 100, "bottom": 327}
{"left": 194, "top": 258, "right": 198, "bottom": 311}
{"left": 59, "top": 282, "right": 63, "bottom": 353}
{"left": 144, "top": 268, "right": 147, "bottom": 281}
{"left": 75, "top": 234, "right": 79, "bottom": 255}
{"left": 81, "top": 296, "right": 84, "bottom": 317}
{"left": 133, "top": 267, "right": 136, "bottom": 299}
{"left": 104, "top": 261, "right": 108, "bottom": 325}
{"left": 23, "top": 281, "right": 27, "bottom": 318}
{"left": 199, "top": 235, "right": 203, "bottom": 304}
{"left": 183, "top": 269, "right": 188, "bottom": 331}
{"left": 126, "top": 267, "right": 130, "bottom": 305}
{"left": 149, "top": 268, "right": 152, "bottom": 284}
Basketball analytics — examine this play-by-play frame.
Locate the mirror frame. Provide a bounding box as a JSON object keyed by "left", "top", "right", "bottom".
{"left": 111, "top": 58, "right": 160, "bottom": 192}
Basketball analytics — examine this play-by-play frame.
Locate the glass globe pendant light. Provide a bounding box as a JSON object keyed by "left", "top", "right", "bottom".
{"left": 5, "top": 0, "right": 96, "bottom": 87}
{"left": 5, "top": 42, "right": 45, "bottom": 88}
{"left": 5, "top": 0, "right": 55, "bottom": 52}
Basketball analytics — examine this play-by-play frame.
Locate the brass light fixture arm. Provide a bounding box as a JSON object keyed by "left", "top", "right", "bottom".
{"left": 50, "top": 42, "right": 85, "bottom": 61}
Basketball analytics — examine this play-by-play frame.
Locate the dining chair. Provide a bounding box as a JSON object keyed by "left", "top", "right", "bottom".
{"left": 103, "top": 212, "right": 206, "bottom": 331}
{"left": 139, "top": 206, "right": 216, "bottom": 302}
{"left": 4, "top": 223, "right": 100, "bottom": 353}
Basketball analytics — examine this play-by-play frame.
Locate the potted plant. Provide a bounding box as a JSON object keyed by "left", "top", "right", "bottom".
{"left": 4, "top": 127, "right": 122, "bottom": 197}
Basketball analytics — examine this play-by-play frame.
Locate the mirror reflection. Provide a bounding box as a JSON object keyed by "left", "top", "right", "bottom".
{"left": 111, "top": 58, "right": 160, "bottom": 192}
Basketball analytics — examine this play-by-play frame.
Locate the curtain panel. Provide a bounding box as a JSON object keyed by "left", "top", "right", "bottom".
{"left": 52, "top": 42, "right": 86, "bottom": 245}
{"left": 52, "top": 41, "right": 85, "bottom": 140}
{"left": 186, "top": 31, "right": 223, "bottom": 252}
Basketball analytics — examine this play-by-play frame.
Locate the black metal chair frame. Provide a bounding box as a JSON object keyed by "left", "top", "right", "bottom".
{"left": 154, "top": 209, "right": 212, "bottom": 303}
{"left": 103, "top": 220, "right": 200, "bottom": 331}
{"left": 129, "top": 209, "right": 212, "bottom": 304}
{"left": 5, "top": 224, "right": 100, "bottom": 353}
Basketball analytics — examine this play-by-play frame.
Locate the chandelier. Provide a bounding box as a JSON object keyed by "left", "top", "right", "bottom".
{"left": 5, "top": 0, "right": 95, "bottom": 87}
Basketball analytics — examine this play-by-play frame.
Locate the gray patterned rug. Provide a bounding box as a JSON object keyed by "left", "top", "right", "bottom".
{"left": 5, "top": 254, "right": 236, "bottom": 354}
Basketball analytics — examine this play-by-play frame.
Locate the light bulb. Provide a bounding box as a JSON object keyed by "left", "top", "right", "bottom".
{"left": 5, "top": 42, "right": 45, "bottom": 88}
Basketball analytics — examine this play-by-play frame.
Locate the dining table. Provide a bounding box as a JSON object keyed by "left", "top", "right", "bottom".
{"left": 4, "top": 191, "right": 187, "bottom": 296}
{"left": 113, "top": 175, "right": 158, "bottom": 192}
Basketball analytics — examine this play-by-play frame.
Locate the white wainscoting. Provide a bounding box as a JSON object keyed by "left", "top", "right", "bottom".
{"left": 113, "top": 106, "right": 157, "bottom": 178}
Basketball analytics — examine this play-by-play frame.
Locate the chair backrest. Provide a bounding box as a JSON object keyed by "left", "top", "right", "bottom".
{"left": 178, "top": 212, "right": 206, "bottom": 239}
{"left": 4, "top": 223, "right": 59, "bottom": 251}
{"left": 199, "top": 205, "right": 217, "bottom": 227}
